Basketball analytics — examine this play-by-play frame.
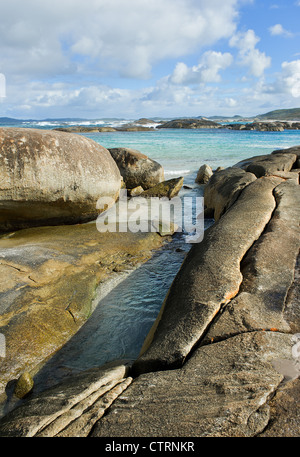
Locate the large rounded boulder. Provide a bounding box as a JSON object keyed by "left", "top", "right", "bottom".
{"left": 108, "top": 147, "right": 164, "bottom": 190}
{"left": 0, "top": 128, "right": 121, "bottom": 232}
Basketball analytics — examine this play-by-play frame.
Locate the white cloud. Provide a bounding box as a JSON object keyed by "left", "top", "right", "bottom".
{"left": 229, "top": 29, "right": 271, "bottom": 77}
{"left": 0, "top": 0, "right": 239, "bottom": 81}
{"left": 278, "top": 60, "right": 300, "bottom": 97}
{"left": 256, "top": 59, "right": 300, "bottom": 100}
{"left": 170, "top": 51, "right": 233, "bottom": 85}
{"left": 269, "top": 24, "right": 293, "bottom": 37}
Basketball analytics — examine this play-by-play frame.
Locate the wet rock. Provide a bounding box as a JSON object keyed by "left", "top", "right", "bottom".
{"left": 0, "top": 128, "right": 121, "bottom": 232}
{"left": 195, "top": 164, "right": 213, "bottom": 184}
{"left": 108, "top": 147, "right": 164, "bottom": 190}
{"left": 140, "top": 177, "right": 184, "bottom": 199}
{"left": 204, "top": 167, "right": 256, "bottom": 221}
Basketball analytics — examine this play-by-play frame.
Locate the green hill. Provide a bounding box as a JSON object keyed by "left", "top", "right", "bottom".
{"left": 256, "top": 108, "right": 300, "bottom": 121}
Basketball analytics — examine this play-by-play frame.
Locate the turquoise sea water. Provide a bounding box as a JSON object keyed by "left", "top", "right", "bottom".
{"left": 85, "top": 128, "right": 300, "bottom": 182}
{"left": 1, "top": 120, "right": 300, "bottom": 401}
{"left": 1, "top": 119, "right": 300, "bottom": 183}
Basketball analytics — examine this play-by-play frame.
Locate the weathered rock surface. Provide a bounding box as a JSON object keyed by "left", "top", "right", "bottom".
{"left": 0, "top": 363, "right": 131, "bottom": 437}
{"left": 259, "top": 378, "right": 300, "bottom": 437}
{"left": 140, "top": 177, "right": 184, "bottom": 199}
{"left": 133, "top": 177, "right": 282, "bottom": 375}
{"left": 203, "top": 180, "right": 300, "bottom": 343}
{"left": 108, "top": 147, "right": 164, "bottom": 190}
{"left": 0, "top": 223, "right": 166, "bottom": 395}
{"left": 93, "top": 332, "right": 294, "bottom": 437}
{"left": 204, "top": 167, "right": 257, "bottom": 220}
{"left": 272, "top": 145, "right": 300, "bottom": 159}
{"left": 272, "top": 145, "right": 300, "bottom": 168}
{"left": 157, "top": 118, "right": 221, "bottom": 129}
{"left": 0, "top": 128, "right": 121, "bottom": 232}
{"left": 195, "top": 164, "right": 213, "bottom": 184}
{"left": 234, "top": 152, "right": 297, "bottom": 178}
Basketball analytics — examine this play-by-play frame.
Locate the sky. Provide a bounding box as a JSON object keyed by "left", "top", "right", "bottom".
{"left": 0, "top": 0, "right": 299, "bottom": 119}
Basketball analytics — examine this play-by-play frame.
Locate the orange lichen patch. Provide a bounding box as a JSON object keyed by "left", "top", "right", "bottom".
{"left": 270, "top": 328, "right": 279, "bottom": 332}
{"left": 224, "top": 286, "right": 240, "bottom": 302}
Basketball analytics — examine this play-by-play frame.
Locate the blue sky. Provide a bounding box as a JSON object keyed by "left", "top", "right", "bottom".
{"left": 0, "top": 0, "right": 299, "bottom": 119}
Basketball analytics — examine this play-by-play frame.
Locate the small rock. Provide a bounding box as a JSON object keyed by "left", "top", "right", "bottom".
{"left": 14, "top": 372, "right": 34, "bottom": 399}
{"left": 140, "top": 177, "right": 184, "bottom": 199}
{"left": 128, "top": 186, "right": 144, "bottom": 197}
{"left": 195, "top": 164, "right": 213, "bottom": 184}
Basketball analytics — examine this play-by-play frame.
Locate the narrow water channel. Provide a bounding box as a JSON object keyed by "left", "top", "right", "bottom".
{"left": 32, "top": 233, "right": 192, "bottom": 393}
{"left": 31, "top": 183, "right": 211, "bottom": 393}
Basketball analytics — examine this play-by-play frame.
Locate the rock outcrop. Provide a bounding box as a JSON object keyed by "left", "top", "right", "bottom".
{"left": 54, "top": 125, "right": 155, "bottom": 133}
{"left": 0, "top": 128, "right": 121, "bottom": 232}
{"left": 157, "top": 118, "right": 222, "bottom": 129}
{"left": 0, "top": 148, "right": 299, "bottom": 437}
{"left": 108, "top": 147, "right": 164, "bottom": 190}
{"left": 225, "top": 121, "right": 300, "bottom": 131}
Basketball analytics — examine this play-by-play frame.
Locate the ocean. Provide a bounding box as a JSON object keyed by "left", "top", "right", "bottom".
{"left": 1, "top": 118, "right": 300, "bottom": 186}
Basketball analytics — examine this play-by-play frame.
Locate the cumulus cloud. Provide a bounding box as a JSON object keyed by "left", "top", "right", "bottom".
{"left": 170, "top": 51, "right": 233, "bottom": 85}
{"left": 269, "top": 24, "right": 293, "bottom": 37}
{"left": 277, "top": 60, "right": 300, "bottom": 97}
{"left": 0, "top": 0, "right": 239, "bottom": 81}
{"left": 229, "top": 29, "right": 271, "bottom": 77}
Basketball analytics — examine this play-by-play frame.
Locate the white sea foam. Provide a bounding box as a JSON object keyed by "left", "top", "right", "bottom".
{"left": 164, "top": 169, "right": 191, "bottom": 176}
